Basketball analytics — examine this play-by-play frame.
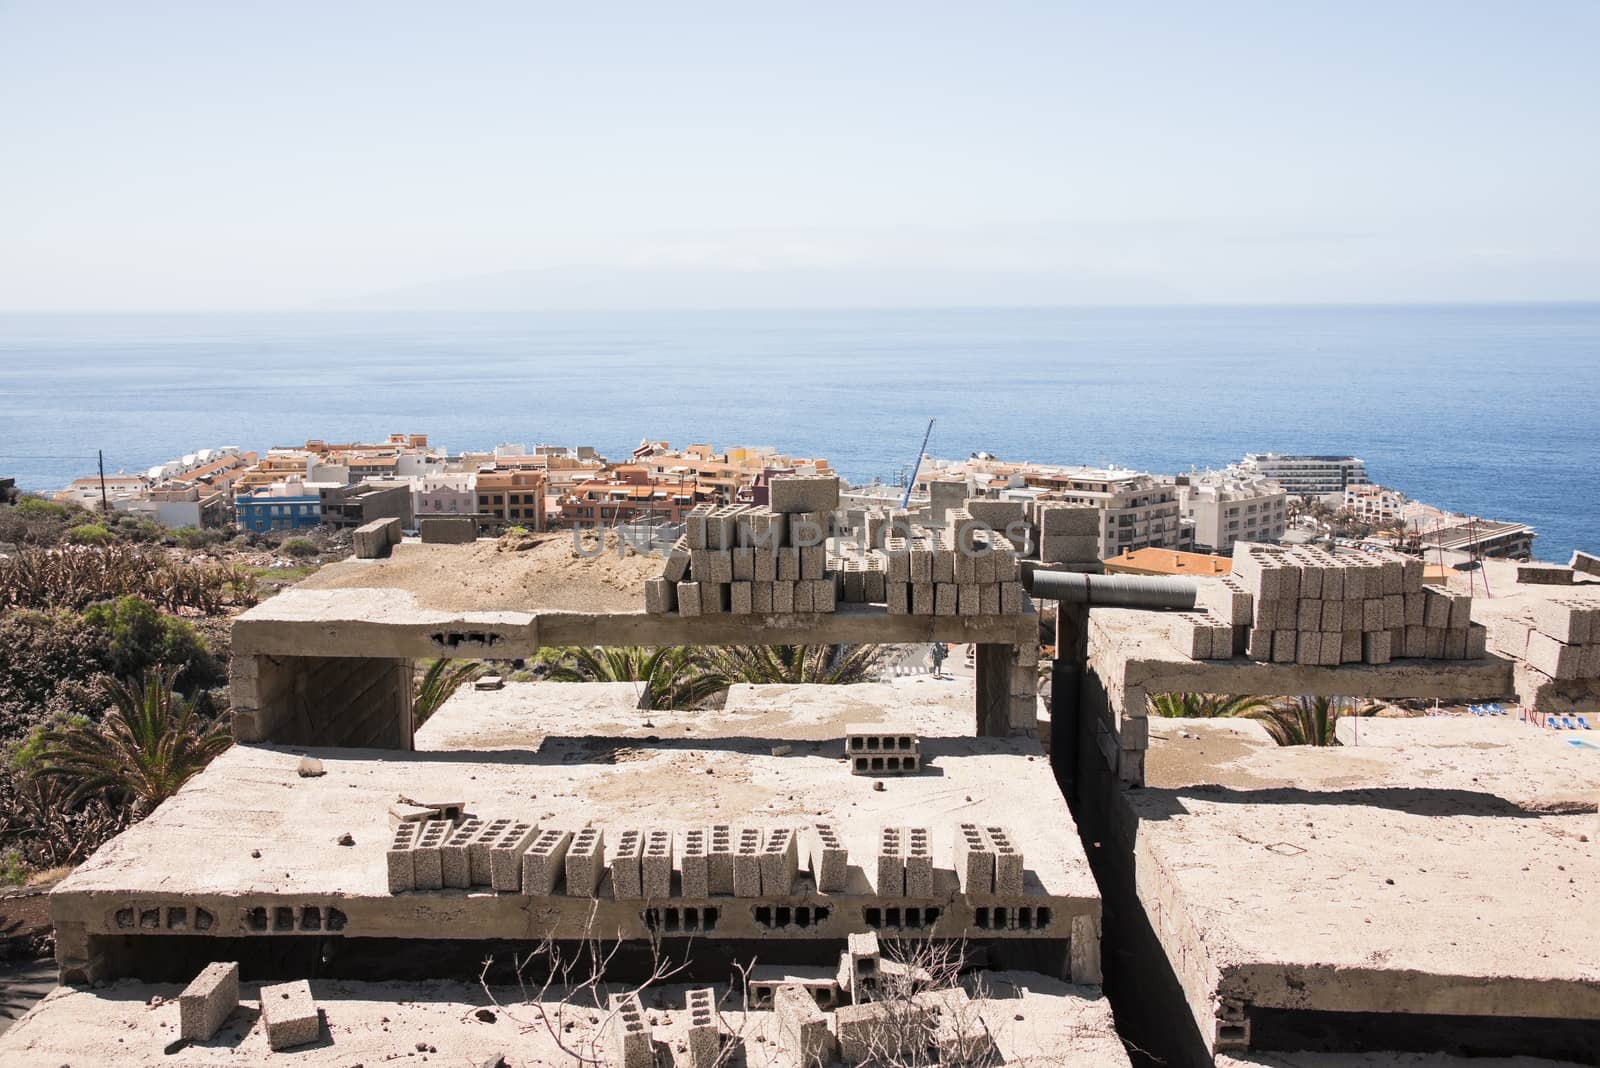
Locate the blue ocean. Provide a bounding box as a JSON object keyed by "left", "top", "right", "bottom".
{"left": 1, "top": 305, "right": 1595, "bottom": 561}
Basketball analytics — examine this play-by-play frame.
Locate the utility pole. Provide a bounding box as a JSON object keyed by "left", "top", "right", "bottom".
{"left": 97, "top": 449, "right": 109, "bottom": 513}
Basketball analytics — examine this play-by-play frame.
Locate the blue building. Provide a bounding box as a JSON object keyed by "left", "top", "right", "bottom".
{"left": 235, "top": 488, "right": 323, "bottom": 533}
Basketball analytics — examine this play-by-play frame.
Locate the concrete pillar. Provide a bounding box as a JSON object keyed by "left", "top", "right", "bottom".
{"left": 975, "top": 643, "right": 1012, "bottom": 737}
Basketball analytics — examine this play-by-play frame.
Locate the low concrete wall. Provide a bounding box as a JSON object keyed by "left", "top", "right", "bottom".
{"left": 420, "top": 517, "right": 476, "bottom": 544}
{"left": 353, "top": 517, "right": 401, "bottom": 559}
{"left": 232, "top": 655, "right": 414, "bottom": 749}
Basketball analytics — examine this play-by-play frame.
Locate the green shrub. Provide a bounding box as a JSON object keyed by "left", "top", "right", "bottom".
{"left": 281, "top": 537, "right": 318, "bottom": 558}
{"left": 175, "top": 527, "right": 225, "bottom": 549}
{"left": 66, "top": 523, "right": 114, "bottom": 546}
{"left": 14, "top": 498, "right": 68, "bottom": 520}
{"left": 0, "top": 847, "right": 28, "bottom": 886}
{"left": 80, "top": 596, "right": 222, "bottom": 690}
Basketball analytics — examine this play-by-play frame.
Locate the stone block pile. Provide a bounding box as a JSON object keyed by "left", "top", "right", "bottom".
{"left": 1492, "top": 593, "right": 1600, "bottom": 683}
{"left": 642, "top": 478, "right": 1033, "bottom": 617}
{"left": 1171, "top": 543, "right": 1488, "bottom": 665}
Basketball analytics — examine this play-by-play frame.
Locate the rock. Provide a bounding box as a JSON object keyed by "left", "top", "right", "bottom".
{"left": 336, "top": 833, "right": 355, "bottom": 847}
{"left": 296, "top": 755, "right": 325, "bottom": 778}
{"left": 474, "top": 1008, "right": 497, "bottom": 1023}
{"left": 873, "top": 781, "right": 885, "bottom": 792}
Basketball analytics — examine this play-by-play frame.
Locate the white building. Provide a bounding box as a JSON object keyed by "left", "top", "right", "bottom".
{"left": 1238, "top": 453, "right": 1370, "bottom": 497}
{"left": 1174, "top": 470, "right": 1288, "bottom": 553}
{"left": 1344, "top": 483, "right": 1407, "bottom": 523}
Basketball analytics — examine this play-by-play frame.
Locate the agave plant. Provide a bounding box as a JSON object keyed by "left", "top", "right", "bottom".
{"left": 544, "top": 646, "right": 725, "bottom": 711}
{"left": 698, "top": 644, "right": 885, "bottom": 687}
{"left": 413, "top": 658, "right": 485, "bottom": 727}
{"left": 1147, "top": 692, "right": 1275, "bottom": 719}
{"left": 32, "top": 666, "right": 232, "bottom": 815}
{"left": 1246, "top": 695, "right": 1378, "bottom": 746}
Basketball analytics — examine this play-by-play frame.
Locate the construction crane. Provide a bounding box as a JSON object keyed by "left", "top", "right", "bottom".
{"left": 899, "top": 418, "right": 935, "bottom": 511}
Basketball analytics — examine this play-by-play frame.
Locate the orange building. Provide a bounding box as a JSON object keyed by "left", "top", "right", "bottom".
{"left": 1102, "top": 548, "right": 1232, "bottom": 578}
{"left": 475, "top": 468, "right": 547, "bottom": 530}
{"left": 557, "top": 469, "right": 702, "bottom": 527}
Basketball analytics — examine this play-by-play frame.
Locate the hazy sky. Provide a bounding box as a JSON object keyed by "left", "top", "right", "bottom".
{"left": 2, "top": 2, "right": 1597, "bottom": 310}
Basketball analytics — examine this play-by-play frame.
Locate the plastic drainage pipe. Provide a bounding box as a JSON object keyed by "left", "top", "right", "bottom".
{"left": 1024, "top": 569, "right": 1198, "bottom": 611}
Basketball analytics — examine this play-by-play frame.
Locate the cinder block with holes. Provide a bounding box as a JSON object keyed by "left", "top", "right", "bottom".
{"left": 440, "top": 818, "right": 480, "bottom": 889}
{"left": 845, "top": 723, "right": 920, "bottom": 775}
{"left": 775, "top": 984, "right": 836, "bottom": 1065}
{"left": 876, "top": 827, "right": 906, "bottom": 896}
{"left": 605, "top": 991, "right": 652, "bottom": 1068}
{"left": 385, "top": 821, "right": 419, "bottom": 894}
{"left": 707, "top": 824, "right": 734, "bottom": 895}
{"left": 411, "top": 819, "right": 450, "bottom": 891}
{"left": 488, "top": 822, "right": 538, "bottom": 892}
{"left": 611, "top": 829, "right": 644, "bottom": 900}
{"left": 468, "top": 818, "right": 511, "bottom": 886}
{"left": 810, "top": 822, "right": 848, "bottom": 893}
{"left": 684, "top": 987, "right": 721, "bottom": 1068}
{"left": 760, "top": 827, "right": 799, "bottom": 896}
{"left": 955, "top": 822, "right": 995, "bottom": 895}
{"left": 564, "top": 827, "right": 604, "bottom": 897}
{"left": 521, "top": 829, "right": 572, "bottom": 896}
{"left": 642, "top": 829, "right": 673, "bottom": 899}
{"left": 733, "top": 827, "right": 763, "bottom": 898}
{"left": 986, "top": 826, "right": 1024, "bottom": 895}
{"left": 680, "top": 828, "right": 709, "bottom": 898}
{"left": 904, "top": 827, "right": 934, "bottom": 898}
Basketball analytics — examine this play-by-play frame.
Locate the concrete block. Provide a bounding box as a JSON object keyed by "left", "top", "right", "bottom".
{"left": 708, "top": 824, "right": 734, "bottom": 895}
{"left": 909, "top": 540, "right": 933, "bottom": 582}
{"left": 934, "top": 582, "right": 958, "bottom": 616}
{"left": 751, "top": 581, "right": 774, "bottom": 613}
{"left": 911, "top": 582, "right": 934, "bottom": 615}
{"left": 886, "top": 581, "right": 908, "bottom": 614}
{"left": 987, "top": 825, "right": 1024, "bottom": 895}
{"left": 1039, "top": 533, "right": 1100, "bottom": 563}
{"left": 412, "top": 818, "right": 450, "bottom": 891}
{"left": 260, "top": 979, "right": 320, "bottom": 1051}
{"left": 1403, "top": 625, "right": 1428, "bottom": 659}
{"left": 1523, "top": 629, "right": 1582, "bottom": 679}
{"left": 956, "top": 584, "right": 978, "bottom": 616}
{"left": 876, "top": 827, "right": 906, "bottom": 895}
{"left": 353, "top": 517, "right": 401, "bottom": 559}
{"left": 1001, "top": 581, "right": 1025, "bottom": 614}
{"left": 730, "top": 546, "right": 754, "bottom": 581}
{"left": 1422, "top": 586, "right": 1452, "bottom": 628}
{"left": 1271, "top": 630, "right": 1296, "bottom": 663}
{"left": 489, "top": 822, "right": 538, "bottom": 892}
{"left": 864, "top": 568, "right": 886, "bottom": 603}
{"left": 1531, "top": 597, "right": 1593, "bottom": 644}
{"left": 810, "top": 822, "right": 848, "bottom": 893}
{"left": 1384, "top": 593, "right": 1405, "bottom": 629}
{"left": 1297, "top": 598, "right": 1323, "bottom": 631}
{"left": 676, "top": 581, "right": 703, "bottom": 617}
{"left": 1320, "top": 599, "right": 1344, "bottom": 632}
{"left": 775, "top": 984, "right": 835, "bottom": 1065}
{"left": 1363, "top": 630, "right": 1393, "bottom": 665}
{"left": 1245, "top": 625, "right": 1272, "bottom": 660}
{"left": 1425, "top": 625, "right": 1446, "bottom": 659}
{"left": 730, "top": 581, "right": 752, "bottom": 615}
{"left": 605, "top": 992, "right": 652, "bottom": 1068}
{"left": 769, "top": 474, "right": 839, "bottom": 514}
{"left": 1519, "top": 563, "right": 1575, "bottom": 585}
{"left": 419, "top": 516, "right": 475, "bottom": 544}
{"left": 1276, "top": 597, "right": 1299, "bottom": 630}
{"left": 760, "top": 826, "right": 798, "bottom": 895}
{"left": 663, "top": 537, "right": 691, "bottom": 582}
{"left": 1295, "top": 630, "right": 1321, "bottom": 666}
{"left": 812, "top": 577, "right": 836, "bottom": 613}
{"left": 1467, "top": 621, "right": 1488, "bottom": 659}
{"left": 179, "top": 961, "right": 239, "bottom": 1041}
{"left": 690, "top": 549, "right": 732, "bottom": 585}
{"left": 793, "top": 580, "right": 814, "bottom": 613}
{"left": 1036, "top": 501, "right": 1099, "bottom": 536}
{"left": 952, "top": 546, "right": 976, "bottom": 584}
{"left": 788, "top": 511, "right": 829, "bottom": 548}
{"left": 847, "top": 930, "right": 881, "bottom": 994}
{"left": 684, "top": 987, "right": 721, "bottom": 1068}
{"left": 772, "top": 580, "right": 795, "bottom": 614}
{"left": 642, "top": 829, "right": 673, "bottom": 898}
{"left": 564, "top": 827, "right": 605, "bottom": 897}
{"left": 837, "top": 1000, "right": 919, "bottom": 1062}
{"left": 734, "top": 827, "right": 763, "bottom": 897}
{"left": 441, "top": 817, "right": 480, "bottom": 889}
{"left": 1319, "top": 631, "right": 1342, "bottom": 666}
{"left": 466, "top": 818, "right": 508, "bottom": 886}
{"left": 980, "top": 583, "right": 1001, "bottom": 615}
{"left": 611, "top": 828, "right": 644, "bottom": 899}
{"left": 1170, "top": 613, "right": 1214, "bottom": 660}
{"left": 905, "top": 826, "right": 933, "bottom": 898}
{"left": 643, "top": 577, "right": 675, "bottom": 615}
{"left": 1403, "top": 591, "right": 1425, "bottom": 627}
{"left": 777, "top": 546, "right": 801, "bottom": 581}
{"left": 386, "top": 820, "right": 419, "bottom": 893}
{"left": 680, "top": 828, "right": 709, "bottom": 898}
{"left": 800, "top": 544, "right": 825, "bottom": 580}
{"left": 754, "top": 547, "right": 777, "bottom": 581}
{"left": 522, "top": 828, "right": 573, "bottom": 896}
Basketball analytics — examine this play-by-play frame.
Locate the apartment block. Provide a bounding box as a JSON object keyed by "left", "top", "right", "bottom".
{"left": 1175, "top": 470, "right": 1288, "bottom": 553}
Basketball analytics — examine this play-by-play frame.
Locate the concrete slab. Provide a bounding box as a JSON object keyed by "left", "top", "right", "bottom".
{"left": 0, "top": 973, "right": 1131, "bottom": 1067}
{"left": 52, "top": 684, "right": 1097, "bottom": 966}
{"left": 1219, "top": 1056, "right": 1590, "bottom": 1068}
{"left": 1117, "top": 716, "right": 1599, "bottom": 1060}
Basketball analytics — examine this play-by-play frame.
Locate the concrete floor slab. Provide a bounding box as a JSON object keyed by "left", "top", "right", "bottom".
{"left": 1219, "top": 1055, "right": 1589, "bottom": 1068}
{"left": 0, "top": 972, "right": 1130, "bottom": 1067}
{"left": 1118, "top": 716, "right": 1599, "bottom": 1060}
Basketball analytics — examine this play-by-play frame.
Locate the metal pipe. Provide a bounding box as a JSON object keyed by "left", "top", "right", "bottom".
{"left": 1025, "top": 569, "right": 1198, "bottom": 611}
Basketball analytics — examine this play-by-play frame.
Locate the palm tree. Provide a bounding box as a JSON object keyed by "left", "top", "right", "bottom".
{"left": 34, "top": 666, "right": 232, "bottom": 815}
{"left": 544, "top": 646, "right": 724, "bottom": 711}
{"left": 1147, "top": 692, "right": 1274, "bottom": 719}
{"left": 699, "top": 644, "right": 885, "bottom": 687}
{"left": 413, "top": 658, "right": 484, "bottom": 727}
{"left": 1246, "top": 695, "right": 1378, "bottom": 746}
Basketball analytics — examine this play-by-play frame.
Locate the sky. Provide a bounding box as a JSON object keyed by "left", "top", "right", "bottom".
{"left": 1, "top": 2, "right": 1597, "bottom": 310}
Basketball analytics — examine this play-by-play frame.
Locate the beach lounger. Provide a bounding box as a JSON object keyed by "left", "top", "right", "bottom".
{"left": 1576, "top": 715, "right": 1592, "bottom": 730}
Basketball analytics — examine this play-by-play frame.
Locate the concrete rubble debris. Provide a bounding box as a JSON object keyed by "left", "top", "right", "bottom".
{"left": 774, "top": 983, "right": 837, "bottom": 1065}
{"left": 178, "top": 960, "right": 239, "bottom": 1041}
{"left": 846, "top": 931, "right": 881, "bottom": 998}
{"left": 260, "top": 979, "right": 320, "bottom": 1051}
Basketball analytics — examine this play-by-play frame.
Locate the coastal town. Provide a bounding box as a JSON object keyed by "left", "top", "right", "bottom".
{"left": 36, "top": 433, "right": 1539, "bottom": 569}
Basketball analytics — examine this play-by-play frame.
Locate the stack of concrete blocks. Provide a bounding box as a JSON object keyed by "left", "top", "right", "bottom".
{"left": 835, "top": 998, "right": 929, "bottom": 1064}
{"left": 684, "top": 987, "right": 722, "bottom": 1068}
{"left": 644, "top": 475, "right": 843, "bottom": 616}
{"left": 1492, "top": 593, "right": 1600, "bottom": 716}
{"left": 954, "top": 822, "right": 1023, "bottom": 895}
{"left": 1167, "top": 610, "right": 1238, "bottom": 662}
{"left": 178, "top": 961, "right": 240, "bottom": 1041}
{"left": 605, "top": 992, "right": 652, "bottom": 1068}
{"left": 919, "top": 986, "right": 995, "bottom": 1064}
{"left": 385, "top": 821, "right": 421, "bottom": 894}
{"left": 1229, "top": 543, "right": 1485, "bottom": 666}
{"left": 749, "top": 967, "right": 843, "bottom": 1010}
{"left": 883, "top": 520, "right": 1026, "bottom": 617}
{"left": 775, "top": 984, "right": 837, "bottom": 1066}
{"left": 260, "top": 979, "right": 320, "bottom": 1051}
{"left": 830, "top": 540, "right": 889, "bottom": 604}
{"left": 1034, "top": 501, "right": 1101, "bottom": 568}
{"left": 810, "top": 822, "right": 849, "bottom": 893}
{"left": 845, "top": 723, "right": 920, "bottom": 775}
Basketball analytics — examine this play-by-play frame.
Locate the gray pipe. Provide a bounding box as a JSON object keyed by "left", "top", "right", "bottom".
{"left": 1025, "top": 568, "right": 1197, "bottom": 610}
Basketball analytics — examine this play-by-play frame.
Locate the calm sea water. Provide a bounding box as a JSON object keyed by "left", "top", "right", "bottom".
{"left": 0, "top": 305, "right": 1595, "bottom": 561}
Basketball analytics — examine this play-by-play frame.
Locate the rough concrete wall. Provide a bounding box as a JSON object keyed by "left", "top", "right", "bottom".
{"left": 232, "top": 655, "right": 414, "bottom": 749}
